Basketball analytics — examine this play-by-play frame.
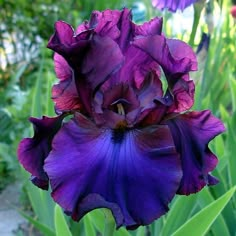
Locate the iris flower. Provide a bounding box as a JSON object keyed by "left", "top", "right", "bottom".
{"left": 18, "top": 9, "right": 225, "bottom": 229}
{"left": 152, "top": 0, "right": 199, "bottom": 12}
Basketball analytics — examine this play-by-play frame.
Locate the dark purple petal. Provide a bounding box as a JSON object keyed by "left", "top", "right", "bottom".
{"left": 138, "top": 70, "right": 163, "bottom": 109}
{"left": 47, "top": 21, "right": 91, "bottom": 59}
{"left": 17, "top": 115, "right": 65, "bottom": 190}
{"left": 166, "top": 110, "right": 225, "bottom": 195}
{"left": 103, "top": 45, "right": 160, "bottom": 90}
{"left": 81, "top": 34, "right": 124, "bottom": 90}
{"left": 44, "top": 113, "right": 181, "bottom": 228}
{"left": 152, "top": 0, "right": 198, "bottom": 12}
{"left": 91, "top": 9, "right": 133, "bottom": 51}
{"left": 133, "top": 35, "right": 197, "bottom": 86}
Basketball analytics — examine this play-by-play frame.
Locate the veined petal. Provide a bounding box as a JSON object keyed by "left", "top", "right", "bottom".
{"left": 44, "top": 113, "right": 181, "bottom": 229}
{"left": 17, "top": 115, "right": 65, "bottom": 190}
{"left": 166, "top": 110, "right": 225, "bottom": 195}
{"left": 54, "top": 53, "right": 72, "bottom": 81}
{"left": 81, "top": 34, "right": 124, "bottom": 90}
{"left": 52, "top": 78, "right": 82, "bottom": 114}
{"left": 91, "top": 9, "right": 133, "bottom": 51}
{"left": 167, "top": 78, "right": 195, "bottom": 113}
{"left": 133, "top": 35, "right": 197, "bottom": 86}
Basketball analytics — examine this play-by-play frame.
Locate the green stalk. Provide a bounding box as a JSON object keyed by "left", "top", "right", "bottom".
{"left": 189, "top": 1, "right": 205, "bottom": 46}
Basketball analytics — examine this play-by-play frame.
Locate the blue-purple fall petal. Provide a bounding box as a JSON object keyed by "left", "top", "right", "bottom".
{"left": 44, "top": 113, "right": 182, "bottom": 228}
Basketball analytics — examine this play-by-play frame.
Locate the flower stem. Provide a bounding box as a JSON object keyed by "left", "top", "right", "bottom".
{"left": 103, "top": 209, "right": 116, "bottom": 236}
{"left": 189, "top": 1, "right": 205, "bottom": 46}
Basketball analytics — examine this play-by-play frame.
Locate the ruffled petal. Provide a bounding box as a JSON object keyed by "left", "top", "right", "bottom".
{"left": 103, "top": 45, "right": 160, "bottom": 89}
{"left": 91, "top": 9, "right": 132, "bottom": 51}
{"left": 152, "top": 0, "right": 198, "bottom": 12}
{"left": 47, "top": 21, "right": 91, "bottom": 59}
{"left": 133, "top": 35, "right": 197, "bottom": 86}
{"left": 166, "top": 110, "right": 225, "bottom": 195}
{"left": 132, "top": 17, "right": 162, "bottom": 36}
{"left": 44, "top": 113, "right": 181, "bottom": 229}
{"left": 17, "top": 115, "right": 65, "bottom": 189}
{"left": 167, "top": 78, "right": 195, "bottom": 113}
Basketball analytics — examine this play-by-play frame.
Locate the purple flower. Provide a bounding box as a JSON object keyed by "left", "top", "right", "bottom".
{"left": 18, "top": 9, "right": 225, "bottom": 229}
{"left": 152, "top": 0, "right": 199, "bottom": 12}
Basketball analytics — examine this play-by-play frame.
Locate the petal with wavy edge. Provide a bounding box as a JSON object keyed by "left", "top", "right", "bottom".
{"left": 17, "top": 115, "right": 64, "bottom": 189}
{"left": 44, "top": 113, "right": 181, "bottom": 229}
{"left": 166, "top": 110, "right": 225, "bottom": 195}
{"left": 133, "top": 17, "right": 162, "bottom": 36}
{"left": 167, "top": 78, "right": 195, "bottom": 113}
{"left": 133, "top": 35, "right": 197, "bottom": 85}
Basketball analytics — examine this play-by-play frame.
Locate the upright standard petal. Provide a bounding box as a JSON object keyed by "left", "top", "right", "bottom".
{"left": 44, "top": 113, "right": 182, "bottom": 229}
{"left": 132, "top": 17, "right": 162, "bottom": 36}
{"left": 166, "top": 110, "right": 225, "bottom": 195}
{"left": 18, "top": 115, "right": 65, "bottom": 189}
{"left": 133, "top": 35, "right": 197, "bottom": 85}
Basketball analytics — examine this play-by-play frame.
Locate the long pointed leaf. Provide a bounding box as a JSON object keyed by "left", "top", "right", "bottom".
{"left": 54, "top": 204, "right": 72, "bottom": 236}
{"left": 172, "top": 187, "right": 236, "bottom": 236}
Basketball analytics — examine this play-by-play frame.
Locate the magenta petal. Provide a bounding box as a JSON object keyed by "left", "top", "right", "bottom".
{"left": 44, "top": 113, "right": 181, "bottom": 228}
{"left": 52, "top": 77, "right": 82, "bottom": 114}
{"left": 133, "top": 17, "right": 163, "bottom": 36}
{"left": 17, "top": 115, "right": 64, "bottom": 189}
{"left": 166, "top": 111, "right": 225, "bottom": 195}
{"left": 54, "top": 53, "right": 72, "bottom": 81}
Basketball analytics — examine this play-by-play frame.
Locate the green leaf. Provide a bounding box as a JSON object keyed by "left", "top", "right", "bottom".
{"left": 161, "top": 194, "right": 198, "bottom": 235}
{"left": 83, "top": 215, "right": 96, "bottom": 236}
{"left": 197, "top": 188, "right": 230, "bottom": 236}
{"left": 25, "top": 183, "right": 54, "bottom": 228}
{"left": 135, "top": 226, "right": 146, "bottom": 236}
{"left": 229, "top": 78, "right": 236, "bottom": 112}
{"left": 172, "top": 187, "right": 236, "bottom": 236}
{"left": 54, "top": 204, "right": 72, "bottom": 236}
{"left": 19, "top": 210, "right": 55, "bottom": 236}
{"left": 114, "top": 227, "right": 132, "bottom": 236}
{"left": 87, "top": 209, "right": 105, "bottom": 233}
